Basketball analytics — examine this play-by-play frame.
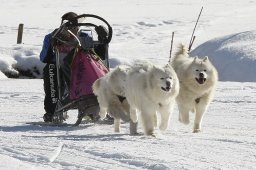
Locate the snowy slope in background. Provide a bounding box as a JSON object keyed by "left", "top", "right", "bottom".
{"left": 1, "top": 30, "right": 256, "bottom": 82}
{"left": 1, "top": 0, "right": 256, "bottom": 81}
{"left": 191, "top": 30, "right": 256, "bottom": 82}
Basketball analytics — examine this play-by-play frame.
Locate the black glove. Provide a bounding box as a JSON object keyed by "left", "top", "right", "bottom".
{"left": 95, "top": 25, "right": 108, "bottom": 42}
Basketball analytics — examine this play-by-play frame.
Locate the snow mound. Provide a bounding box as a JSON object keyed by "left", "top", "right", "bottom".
{"left": 0, "top": 71, "right": 8, "bottom": 79}
{"left": 0, "top": 45, "right": 45, "bottom": 78}
{"left": 190, "top": 30, "right": 256, "bottom": 82}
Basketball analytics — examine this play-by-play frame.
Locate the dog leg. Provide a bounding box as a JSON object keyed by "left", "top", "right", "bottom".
{"left": 129, "top": 121, "right": 138, "bottom": 135}
{"left": 114, "top": 118, "right": 121, "bottom": 132}
{"left": 158, "top": 104, "right": 173, "bottom": 131}
{"left": 178, "top": 105, "right": 190, "bottom": 125}
{"left": 194, "top": 97, "right": 210, "bottom": 133}
{"left": 140, "top": 110, "right": 156, "bottom": 136}
{"left": 193, "top": 110, "right": 205, "bottom": 133}
{"left": 130, "top": 108, "right": 138, "bottom": 123}
{"left": 153, "top": 113, "right": 157, "bottom": 128}
{"left": 99, "top": 108, "right": 107, "bottom": 120}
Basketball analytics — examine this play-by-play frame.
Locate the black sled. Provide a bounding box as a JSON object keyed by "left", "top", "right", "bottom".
{"left": 49, "top": 14, "right": 112, "bottom": 126}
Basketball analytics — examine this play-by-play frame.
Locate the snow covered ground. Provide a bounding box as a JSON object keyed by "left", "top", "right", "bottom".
{"left": 0, "top": 80, "right": 255, "bottom": 169}
{"left": 0, "top": 0, "right": 256, "bottom": 169}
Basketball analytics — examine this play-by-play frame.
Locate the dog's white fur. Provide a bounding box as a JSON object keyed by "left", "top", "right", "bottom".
{"left": 171, "top": 44, "right": 218, "bottom": 133}
{"left": 125, "top": 63, "right": 179, "bottom": 136}
{"left": 92, "top": 65, "right": 137, "bottom": 134}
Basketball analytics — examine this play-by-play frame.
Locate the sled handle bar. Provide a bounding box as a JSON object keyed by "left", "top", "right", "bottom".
{"left": 67, "top": 14, "right": 113, "bottom": 43}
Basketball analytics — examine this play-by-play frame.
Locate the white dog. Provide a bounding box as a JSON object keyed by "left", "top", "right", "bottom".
{"left": 171, "top": 44, "right": 218, "bottom": 133}
{"left": 92, "top": 65, "right": 137, "bottom": 134}
{"left": 125, "top": 63, "right": 179, "bottom": 136}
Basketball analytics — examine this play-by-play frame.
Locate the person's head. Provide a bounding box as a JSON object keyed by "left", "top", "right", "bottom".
{"left": 60, "top": 12, "right": 79, "bottom": 37}
{"left": 61, "top": 12, "right": 78, "bottom": 25}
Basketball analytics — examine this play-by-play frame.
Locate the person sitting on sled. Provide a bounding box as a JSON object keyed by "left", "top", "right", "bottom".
{"left": 39, "top": 12, "right": 79, "bottom": 122}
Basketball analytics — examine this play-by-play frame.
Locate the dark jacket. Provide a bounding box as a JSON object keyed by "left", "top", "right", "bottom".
{"left": 39, "top": 33, "right": 55, "bottom": 63}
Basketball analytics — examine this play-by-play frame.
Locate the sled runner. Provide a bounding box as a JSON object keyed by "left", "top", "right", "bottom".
{"left": 26, "top": 121, "right": 73, "bottom": 127}
{"left": 48, "top": 14, "right": 112, "bottom": 126}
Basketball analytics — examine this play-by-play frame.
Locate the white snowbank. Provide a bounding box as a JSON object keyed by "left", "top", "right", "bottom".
{"left": 0, "top": 45, "right": 44, "bottom": 78}
{"left": 1, "top": 30, "right": 256, "bottom": 81}
{"left": 0, "top": 71, "right": 7, "bottom": 79}
{"left": 191, "top": 30, "right": 256, "bottom": 82}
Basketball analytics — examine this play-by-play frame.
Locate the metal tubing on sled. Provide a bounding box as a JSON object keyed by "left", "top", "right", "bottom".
{"left": 52, "top": 47, "right": 65, "bottom": 124}
{"left": 71, "top": 14, "right": 113, "bottom": 43}
{"left": 55, "top": 48, "right": 62, "bottom": 100}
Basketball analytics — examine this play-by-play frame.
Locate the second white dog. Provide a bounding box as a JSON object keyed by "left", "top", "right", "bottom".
{"left": 171, "top": 44, "right": 218, "bottom": 133}
{"left": 125, "top": 63, "right": 179, "bottom": 136}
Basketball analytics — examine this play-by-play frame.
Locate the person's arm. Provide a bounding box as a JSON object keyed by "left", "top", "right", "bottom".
{"left": 39, "top": 33, "right": 55, "bottom": 63}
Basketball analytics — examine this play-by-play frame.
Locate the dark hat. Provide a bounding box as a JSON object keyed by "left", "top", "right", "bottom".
{"left": 61, "top": 12, "right": 78, "bottom": 25}
{"left": 61, "top": 12, "right": 78, "bottom": 21}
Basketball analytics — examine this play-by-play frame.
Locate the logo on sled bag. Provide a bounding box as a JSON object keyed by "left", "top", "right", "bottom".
{"left": 70, "top": 50, "right": 108, "bottom": 100}
{"left": 49, "top": 64, "right": 58, "bottom": 103}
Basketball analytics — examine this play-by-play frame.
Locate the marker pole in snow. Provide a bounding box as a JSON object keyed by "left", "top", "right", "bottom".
{"left": 188, "top": 6, "right": 203, "bottom": 52}
{"left": 17, "top": 23, "right": 24, "bottom": 44}
{"left": 169, "top": 32, "right": 174, "bottom": 63}
{"left": 189, "top": 35, "right": 196, "bottom": 52}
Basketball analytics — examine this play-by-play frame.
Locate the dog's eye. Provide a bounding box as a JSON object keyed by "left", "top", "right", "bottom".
{"left": 160, "top": 78, "right": 165, "bottom": 80}
{"left": 196, "top": 69, "right": 199, "bottom": 72}
{"left": 204, "top": 70, "right": 207, "bottom": 72}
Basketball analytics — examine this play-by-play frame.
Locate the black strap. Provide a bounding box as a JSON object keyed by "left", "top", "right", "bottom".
{"left": 117, "top": 95, "right": 126, "bottom": 103}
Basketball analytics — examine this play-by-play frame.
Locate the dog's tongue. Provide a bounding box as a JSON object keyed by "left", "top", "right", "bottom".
{"left": 196, "top": 78, "right": 206, "bottom": 84}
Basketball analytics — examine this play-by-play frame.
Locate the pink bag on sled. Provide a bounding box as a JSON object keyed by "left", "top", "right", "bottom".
{"left": 70, "top": 50, "right": 108, "bottom": 100}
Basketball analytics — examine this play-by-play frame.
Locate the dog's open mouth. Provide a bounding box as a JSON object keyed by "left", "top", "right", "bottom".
{"left": 161, "top": 87, "right": 171, "bottom": 92}
{"left": 195, "top": 78, "right": 206, "bottom": 84}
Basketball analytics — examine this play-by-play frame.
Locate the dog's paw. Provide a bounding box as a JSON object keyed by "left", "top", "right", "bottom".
{"left": 193, "top": 129, "right": 201, "bottom": 133}
{"left": 193, "top": 123, "right": 201, "bottom": 133}
{"left": 159, "top": 123, "right": 168, "bottom": 131}
{"left": 114, "top": 127, "right": 120, "bottom": 133}
{"left": 130, "top": 131, "right": 140, "bottom": 136}
{"left": 150, "top": 133, "right": 157, "bottom": 138}
{"left": 145, "top": 129, "right": 156, "bottom": 137}
{"left": 99, "top": 112, "right": 107, "bottom": 120}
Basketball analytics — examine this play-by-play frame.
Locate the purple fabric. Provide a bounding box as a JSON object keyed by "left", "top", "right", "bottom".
{"left": 70, "top": 50, "right": 108, "bottom": 100}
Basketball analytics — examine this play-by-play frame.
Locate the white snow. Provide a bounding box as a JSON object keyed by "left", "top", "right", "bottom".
{"left": 0, "top": 0, "right": 256, "bottom": 169}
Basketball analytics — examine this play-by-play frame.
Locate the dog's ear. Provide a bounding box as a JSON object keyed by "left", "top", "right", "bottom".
{"left": 164, "top": 64, "right": 171, "bottom": 69}
{"left": 203, "top": 56, "right": 209, "bottom": 62}
{"left": 193, "top": 56, "right": 198, "bottom": 63}
{"left": 117, "top": 66, "right": 122, "bottom": 71}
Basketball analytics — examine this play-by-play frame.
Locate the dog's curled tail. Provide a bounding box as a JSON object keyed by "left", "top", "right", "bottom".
{"left": 174, "top": 44, "right": 189, "bottom": 58}
{"left": 92, "top": 78, "right": 101, "bottom": 95}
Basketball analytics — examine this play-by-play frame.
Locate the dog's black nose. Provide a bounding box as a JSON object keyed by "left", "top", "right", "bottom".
{"left": 199, "top": 72, "right": 204, "bottom": 78}
{"left": 166, "top": 81, "right": 171, "bottom": 88}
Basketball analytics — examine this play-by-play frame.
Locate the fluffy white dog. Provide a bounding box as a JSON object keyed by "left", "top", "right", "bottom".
{"left": 92, "top": 65, "right": 137, "bottom": 134}
{"left": 171, "top": 44, "right": 218, "bottom": 133}
{"left": 125, "top": 63, "right": 179, "bottom": 136}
